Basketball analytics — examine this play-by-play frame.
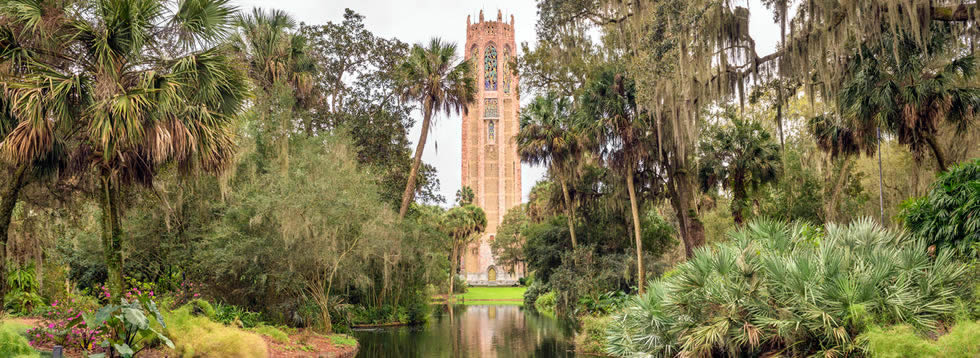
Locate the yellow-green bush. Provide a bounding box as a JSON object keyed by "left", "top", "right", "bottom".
{"left": 0, "top": 322, "right": 39, "bottom": 358}
{"left": 862, "top": 320, "right": 980, "bottom": 358}
{"left": 163, "top": 306, "right": 268, "bottom": 358}
{"left": 251, "top": 324, "right": 290, "bottom": 344}
{"left": 534, "top": 291, "right": 556, "bottom": 316}
{"left": 575, "top": 315, "right": 611, "bottom": 354}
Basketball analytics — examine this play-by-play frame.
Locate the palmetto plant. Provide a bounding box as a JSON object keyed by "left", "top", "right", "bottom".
{"left": 396, "top": 38, "right": 476, "bottom": 219}
{"left": 516, "top": 92, "right": 587, "bottom": 248}
{"left": 0, "top": 0, "right": 248, "bottom": 300}
{"left": 606, "top": 219, "right": 967, "bottom": 357}
{"left": 698, "top": 115, "right": 782, "bottom": 225}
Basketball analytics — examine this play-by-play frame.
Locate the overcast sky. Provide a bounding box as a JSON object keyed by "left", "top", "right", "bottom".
{"left": 230, "top": 0, "right": 783, "bottom": 205}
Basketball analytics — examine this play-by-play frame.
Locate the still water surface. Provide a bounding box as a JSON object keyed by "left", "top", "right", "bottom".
{"left": 353, "top": 304, "right": 584, "bottom": 358}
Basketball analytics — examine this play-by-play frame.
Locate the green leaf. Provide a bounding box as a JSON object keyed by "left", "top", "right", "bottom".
{"left": 150, "top": 327, "right": 175, "bottom": 348}
{"left": 121, "top": 307, "right": 149, "bottom": 330}
{"left": 113, "top": 343, "right": 135, "bottom": 357}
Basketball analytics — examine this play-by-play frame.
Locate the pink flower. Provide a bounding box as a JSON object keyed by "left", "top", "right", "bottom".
{"left": 193, "top": 293, "right": 200, "bottom": 297}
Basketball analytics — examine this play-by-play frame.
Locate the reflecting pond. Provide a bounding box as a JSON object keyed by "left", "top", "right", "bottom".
{"left": 353, "top": 305, "right": 584, "bottom": 358}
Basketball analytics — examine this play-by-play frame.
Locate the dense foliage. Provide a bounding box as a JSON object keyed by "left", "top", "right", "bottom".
{"left": 606, "top": 219, "right": 968, "bottom": 357}
{"left": 901, "top": 159, "right": 980, "bottom": 257}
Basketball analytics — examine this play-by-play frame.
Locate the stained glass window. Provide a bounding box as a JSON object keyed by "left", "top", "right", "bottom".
{"left": 484, "top": 44, "right": 497, "bottom": 91}
{"left": 488, "top": 121, "right": 496, "bottom": 142}
{"left": 484, "top": 98, "right": 499, "bottom": 118}
{"left": 502, "top": 46, "right": 511, "bottom": 94}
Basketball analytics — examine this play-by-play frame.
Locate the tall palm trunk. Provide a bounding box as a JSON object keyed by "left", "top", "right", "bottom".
{"left": 399, "top": 100, "right": 433, "bottom": 219}
{"left": 559, "top": 180, "right": 577, "bottom": 248}
{"left": 625, "top": 172, "right": 644, "bottom": 294}
{"left": 0, "top": 164, "right": 29, "bottom": 298}
{"left": 100, "top": 174, "right": 124, "bottom": 301}
{"left": 448, "top": 243, "right": 458, "bottom": 301}
{"left": 923, "top": 133, "right": 948, "bottom": 172}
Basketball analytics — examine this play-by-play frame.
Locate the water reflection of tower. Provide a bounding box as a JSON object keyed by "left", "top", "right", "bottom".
{"left": 460, "top": 9, "right": 525, "bottom": 286}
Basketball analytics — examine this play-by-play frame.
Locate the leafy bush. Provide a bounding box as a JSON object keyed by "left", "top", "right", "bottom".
{"left": 901, "top": 158, "right": 980, "bottom": 257}
{"left": 534, "top": 291, "right": 556, "bottom": 316}
{"left": 26, "top": 299, "right": 104, "bottom": 353}
{"left": 862, "top": 320, "right": 980, "bottom": 357}
{"left": 212, "top": 302, "right": 263, "bottom": 328}
{"left": 4, "top": 265, "right": 43, "bottom": 315}
{"left": 0, "top": 323, "right": 38, "bottom": 358}
{"left": 606, "top": 219, "right": 968, "bottom": 357}
{"left": 164, "top": 305, "right": 268, "bottom": 358}
{"left": 575, "top": 315, "right": 611, "bottom": 355}
{"left": 577, "top": 291, "right": 627, "bottom": 316}
{"left": 523, "top": 282, "right": 546, "bottom": 308}
{"left": 85, "top": 293, "right": 175, "bottom": 357}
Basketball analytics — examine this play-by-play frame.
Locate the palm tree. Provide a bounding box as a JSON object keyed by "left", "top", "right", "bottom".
{"left": 0, "top": 0, "right": 249, "bottom": 300}
{"left": 231, "top": 8, "right": 315, "bottom": 171}
{"left": 516, "top": 93, "right": 587, "bottom": 248}
{"left": 838, "top": 28, "right": 980, "bottom": 173}
{"left": 698, "top": 116, "right": 782, "bottom": 225}
{"left": 808, "top": 113, "right": 878, "bottom": 222}
{"left": 455, "top": 185, "right": 474, "bottom": 206}
{"left": 396, "top": 38, "right": 476, "bottom": 219}
{"left": 441, "top": 204, "right": 486, "bottom": 301}
{"left": 580, "top": 65, "right": 656, "bottom": 293}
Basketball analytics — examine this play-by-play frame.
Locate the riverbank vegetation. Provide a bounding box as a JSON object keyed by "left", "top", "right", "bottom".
{"left": 509, "top": 0, "right": 980, "bottom": 356}
{"left": 0, "top": 1, "right": 485, "bottom": 356}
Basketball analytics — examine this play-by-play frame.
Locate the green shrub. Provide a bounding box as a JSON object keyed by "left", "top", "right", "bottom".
{"left": 4, "top": 265, "right": 43, "bottom": 315}
{"left": 523, "top": 282, "right": 545, "bottom": 308}
{"left": 212, "top": 302, "right": 262, "bottom": 328}
{"left": 328, "top": 334, "right": 357, "bottom": 347}
{"left": 575, "top": 315, "right": 611, "bottom": 354}
{"left": 606, "top": 219, "right": 969, "bottom": 357}
{"left": 164, "top": 306, "right": 268, "bottom": 358}
{"left": 900, "top": 158, "right": 980, "bottom": 257}
{"left": 863, "top": 320, "right": 980, "bottom": 358}
{"left": 0, "top": 323, "right": 39, "bottom": 358}
{"left": 534, "top": 291, "right": 556, "bottom": 316}
{"left": 187, "top": 299, "right": 216, "bottom": 318}
{"left": 250, "top": 324, "right": 290, "bottom": 344}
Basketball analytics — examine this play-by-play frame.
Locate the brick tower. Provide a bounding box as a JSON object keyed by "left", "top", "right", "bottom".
{"left": 460, "top": 10, "right": 523, "bottom": 285}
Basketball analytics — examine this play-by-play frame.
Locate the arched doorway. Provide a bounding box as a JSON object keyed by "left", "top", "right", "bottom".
{"left": 487, "top": 266, "right": 497, "bottom": 282}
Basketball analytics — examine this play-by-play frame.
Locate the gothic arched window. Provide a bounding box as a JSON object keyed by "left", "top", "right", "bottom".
{"left": 503, "top": 46, "right": 511, "bottom": 94}
{"left": 484, "top": 43, "right": 497, "bottom": 91}
{"left": 488, "top": 120, "right": 496, "bottom": 142}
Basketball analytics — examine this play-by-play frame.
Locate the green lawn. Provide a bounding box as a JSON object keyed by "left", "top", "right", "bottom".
{"left": 458, "top": 286, "right": 526, "bottom": 301}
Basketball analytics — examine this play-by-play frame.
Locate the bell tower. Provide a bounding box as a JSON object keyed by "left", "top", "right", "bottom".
{"left": 460, "top": 10, "right": 522, "bottom": 285}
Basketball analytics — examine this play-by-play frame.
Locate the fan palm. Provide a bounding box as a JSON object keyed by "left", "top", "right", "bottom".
{"left": 441, "top": 204, "right": 486, "bottom": 300}
{"left": 230, "top": 8, "right": 315, "bottom": 170}
{"left": 516, "top": 93, "right": 587, "bottom": 248}
{"left": 580, "top": 65, "right": 657, "bottom": 293}
{"left": 396, "top": 38, "right": 476, "bottom": 219}
{"left": 0, "top": 0, "right": 248, "bottom": 300}
{"left": 698, "top": 116, "right": 782, "bottom": 225}
{"left": 838, "top": 27, "right": 980, "bottom": 172}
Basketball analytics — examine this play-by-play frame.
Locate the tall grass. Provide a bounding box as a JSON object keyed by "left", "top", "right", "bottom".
{"left": 606, "top": 218, "right": 968, "bottom": 357}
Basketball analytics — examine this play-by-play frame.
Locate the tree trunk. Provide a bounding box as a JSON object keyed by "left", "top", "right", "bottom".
{"left": 923, "top": 133, "right": 948, "bottom": 172}
{"left": 399, "top": 100, "right": 433, "bottom": 219}
{"left": 448, "top": 244, "right": 458, "bottom": 302}
{"left": 732, "top": 176, "right": 746, "bottom": 226}
{"left": 559, "top": 180, "right": 577, "bottom": 248}
{"left": 0, "top": 164, "right": 28, "bottom": 298}
{"left": 625, "top": 172, "right": 645, "bottom": 294}
{"left": 100, "top": 174, "right": 124, "bottom": 301}
{"left": 824, "top": 158, "right": 852, "bottom": 223}
{"left": 669, "top": 167, "right": 706, "bottom": 259}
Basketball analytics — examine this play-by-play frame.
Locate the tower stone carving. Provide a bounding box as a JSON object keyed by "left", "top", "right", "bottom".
{"left": 460, "top": 10, "right": 523, "bottom": 285}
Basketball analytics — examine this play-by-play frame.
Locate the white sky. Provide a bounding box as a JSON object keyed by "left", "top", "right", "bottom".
{"left": 230, "top": 0, "right": 783, "bottom": 204}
